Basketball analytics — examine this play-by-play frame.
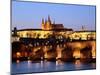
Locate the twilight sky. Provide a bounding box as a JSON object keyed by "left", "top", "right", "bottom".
{"left": 12, "top": 1, "right": 96, "bottom": 31}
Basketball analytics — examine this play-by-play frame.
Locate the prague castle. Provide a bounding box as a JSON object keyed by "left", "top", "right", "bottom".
{"left": 41, "top": 16, "right": 64, "bottom": 30}
{"left": 12, "top": 16, "right": 96, "bottom": 42}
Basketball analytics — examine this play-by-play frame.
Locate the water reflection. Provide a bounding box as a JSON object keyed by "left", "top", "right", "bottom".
{"left": 74, "top": 60, "right": 82, "bottom": 70}
{"left": 27, "top": 60, "right": 32, "bottom": 68}
{"left": 16, "top": 60, "right": 20, "bottom": 63}
{"left": 40, "top": 61, "right": 43, "bottom": 68}
{"left": 56, "top": 60, "right": 64, "bottom": 66}
{"left": 91, "top": 63, "right": 96, "bottom": 68}
{"left": 56, "top": 60, "right": 64, "bottom": 71}
{"left": 12, "top": 60, "right": 96, "bottom": 74}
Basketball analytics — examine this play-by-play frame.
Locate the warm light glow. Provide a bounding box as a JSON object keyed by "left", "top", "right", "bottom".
{"left": 73, "top": 50, "right": 80, "bottom": 59}
{"left": 74, "top": 60, "right": 82, "bottom": 70}
{"left": 56, "top": 60, "right": 63, "bottom": 66}
{"left": 17, "top": 30, "right": 54, "bottom": 39}
{"left": 75, "top": 60, "right": 81, "bottom": 65}
{"left": 16, "top": 60, "right": 20, "bottom": 63}
{"left": 56, "top": 45, "right": 64, "bottom": 59}
{"left": 16, "top": 52, "right": 21, "bottom": 58}
{"left": 71, "top": 32, "right": 96, "bottom": 40}
{"left": 92, "top": 49, "right": 96, "bottom": 59}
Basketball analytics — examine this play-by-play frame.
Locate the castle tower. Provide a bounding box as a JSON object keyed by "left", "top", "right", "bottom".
{"left": 41, "top": 16, "right": 53, "bottom": 30}
{"left": 41, "top": 18, "right": 45, "bottom": 30}
{"left": 45, "top": 19, "right": 47, "bottom": 30}
{"left": 46, "top": 15, "right": 52, "bottom": 30}
{"left": 48, "top": 15, "right": 51, "bottom": 25}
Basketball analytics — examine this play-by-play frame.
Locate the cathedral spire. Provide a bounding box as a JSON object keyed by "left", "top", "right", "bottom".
{"left": 42, "top": 18, "right": 44, "bottom": 24}
{"left": 48, "top": 15, "right": 51, "bottom": 24}
{"left": 45, "top": 19, "right": 47, "bottom": 24}
{"left": 41, "top": 18, "right": 45, "bottom": 30}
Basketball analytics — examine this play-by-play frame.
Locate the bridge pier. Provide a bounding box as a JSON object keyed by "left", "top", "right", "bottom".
{"left": 62, "top": 46, "right": 73, "bottom": 61}
{"left": 80, "top": 45, "right": 92, "bottom": 63}
{"left": 43, "top": 46, "right": 56, "bottom": 61}
{"left": 29, "top": 47, "right": 43, "bottom": 61}
{"left": 56, "top": 44, "right": 73, "bottom": 62}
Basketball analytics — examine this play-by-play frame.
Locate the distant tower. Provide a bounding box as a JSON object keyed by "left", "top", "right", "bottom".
{"left": 12, "top": 27, "right": 19, "bottom": 42}
{"left": 81, "top": 26, "right": 85, "bottom": 31}
{"left": 53, "top": 20, "right": 55, "bottom": 24}
{"left": 13, "top": 27, "right": 17, "bottom": 36}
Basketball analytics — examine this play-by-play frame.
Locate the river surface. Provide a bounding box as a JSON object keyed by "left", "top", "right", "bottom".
{"left": 11, "top": 60, "right": 96, "bottom": 74}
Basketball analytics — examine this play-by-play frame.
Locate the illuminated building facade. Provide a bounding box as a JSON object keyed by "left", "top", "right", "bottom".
{"left": 69, "top": 31, "right": 96, "bottom": 40}
{"left": 11, "top": 16, "right": 96, "bottom": 42}
{"left": 41, "top": 16, "right": 64, "bottom": 30}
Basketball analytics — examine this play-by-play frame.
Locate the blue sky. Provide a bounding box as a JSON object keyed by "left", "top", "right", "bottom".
{"left": 12, "top": 1, "right": 96, "bottom": 31}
